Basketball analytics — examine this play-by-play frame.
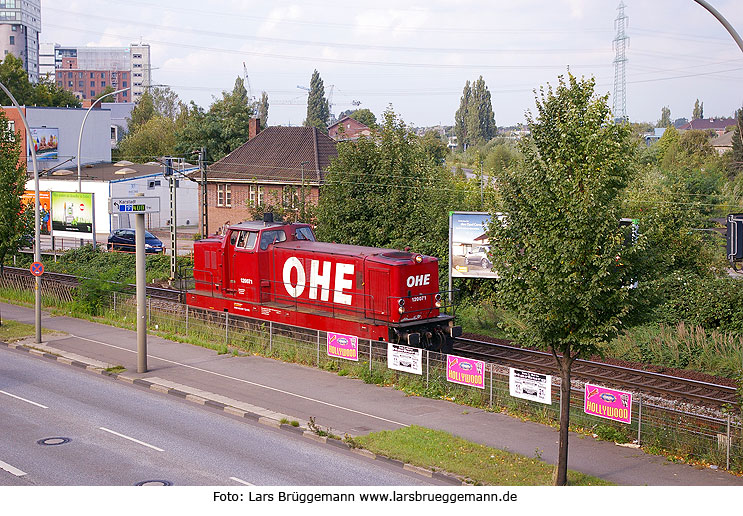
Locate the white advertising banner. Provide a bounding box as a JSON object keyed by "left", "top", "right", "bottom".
{"left": 509, "top": 368, "right": 552, "bottom": 405}
{"left": 387, "top": 343, "right": 423, "bottom": 375}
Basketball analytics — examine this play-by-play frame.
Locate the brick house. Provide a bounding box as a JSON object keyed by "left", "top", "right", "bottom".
{"left": 327, "top": 116, "right": 371, "bottom": 141}
{"left": 205, "top": 120, "right": 338, "bottom": 234}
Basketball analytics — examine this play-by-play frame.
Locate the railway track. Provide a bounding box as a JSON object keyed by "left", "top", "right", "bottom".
{"left": 3, "top": 266, "right": 738, "bottom": 408}
{"left": 453, "top": 337, "right": 739, "bottom": 408}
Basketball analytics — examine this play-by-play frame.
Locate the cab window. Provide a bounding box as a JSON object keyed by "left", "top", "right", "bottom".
{"left": 243, "top": 231, "right": 258, "bottom": 250}
{"left": 295, "top": 226, "right": 316, "bottom": 241}
{"left": 259, "top": 230, "right": 286, "bottom": 250}
{"left": 229, "top": 231, "right": 238, "bottom": 246}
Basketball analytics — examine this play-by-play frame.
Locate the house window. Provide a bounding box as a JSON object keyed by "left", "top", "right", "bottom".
{"left": 147, "top": 180, "right": 161, "bottom": 190}
{"left": 217, "top": 184, "right": 232, "bottom": 207}
{"left": 5, "top": 119, "right": 15, "bottom": 141}
{"left": 90, "top": 90, "right": 95, "bottom": 97}
{"left": 249, "top": 185, "right": 263, "bottom": 207}
{"left": 100, "top": 72, "right": 105, "bottom": 78}
{"left": 122, "top": 81, "right": 127, "bottom": 87}
{"left": 90, "top": 72, "right": 94, "bottom": 78}
{"left": 78, "top": 72, "right": 83, "bottom": 78}
{"left": 90, "top": 80, "right": 95, "bottom": 87}
{"left": 101, "top": 81, "right": 106, "bottom": 87}
{"left": 282, "top": 185, "right": 297, "bottom": 208}
{"left": 9, "top": 35, "right": 14, "bottom": 45}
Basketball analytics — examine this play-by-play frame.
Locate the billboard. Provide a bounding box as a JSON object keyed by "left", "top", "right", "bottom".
{"left": 51, "top": 191, "right": 94, "bottom": 239}
{"left": 446, "top": 355, "right": 485, "bottom": 389}
{"left": 28, "top": 127, "right": 59, "bottom": 160}
{"left": 21, "top": 190, "right": 52, "bottom": 235}
{"left": 326, "top": 331, "right": 359, "bottom": 361}
{"left": 449, "top": 211, "right": 501, "bottom": 279}
{"left": 387, "top": 343, "right": 422, "bottom": 375}
{"left": 584, "top": 383, "right": 632, "bottom": 424}
{"left": 509, "top": 368, "right": 552, "bottom": 404}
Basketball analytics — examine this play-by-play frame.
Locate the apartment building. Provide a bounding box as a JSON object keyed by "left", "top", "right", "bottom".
{"left": 0, "top": 0, "right": 41, "bottom": 82}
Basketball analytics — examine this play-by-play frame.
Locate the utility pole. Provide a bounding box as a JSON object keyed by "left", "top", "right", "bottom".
{"left": 165, "top": 157, "right": 176, "bottom": 281}
{"left": 199, "top": 147, "right": 208, "bottom": 237}
{"left": 612, "top": 2, "right": 629, "bottom": 122}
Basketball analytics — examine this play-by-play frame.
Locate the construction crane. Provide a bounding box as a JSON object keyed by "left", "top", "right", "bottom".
{"left": 243, "top": 62, "right": 253, "bottom": 100}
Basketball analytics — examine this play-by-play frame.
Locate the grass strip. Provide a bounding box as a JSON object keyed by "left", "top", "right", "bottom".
{"left": 354, "top": 425, "right": 613, "bottom": 486}
{"left": 0, "top": 319, "right": 60, "bottom": 342}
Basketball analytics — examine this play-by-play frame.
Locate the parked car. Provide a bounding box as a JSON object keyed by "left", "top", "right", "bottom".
{"left": 464, "top": 245, "right": 491, "bottom": 269}
{"left": 107, "top": 229, "right": 164, "bottom": 253}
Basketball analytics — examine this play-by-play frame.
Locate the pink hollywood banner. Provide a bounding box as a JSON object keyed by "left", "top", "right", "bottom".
{"left": 584, "top": 383, "right": 632, "bottom": 424}
{"left": 446, "top": 355, "right": 485, "bottom": 389}
{"left": 327, "top": 332, "right": 359, "bottom": 361}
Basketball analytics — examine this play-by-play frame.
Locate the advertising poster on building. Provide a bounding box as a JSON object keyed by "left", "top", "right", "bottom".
{"left": 29, "top": 127, "right": 59, "bottom": 160}
{"left": 21, "top": 190, "right": 52, "bottom": 234}
{"left": 446, "top": 355, "right": 485, "bottom": 389}
{"left": 450, "top": 211, "right": 502, "bottom": 279}
{"left": 50, "top": 191, "right": 94, "bottom": 239}
{"left": 509, "top": 368, "right": 552, "bottom": 405}
{"left": 387, "top": 343, "right": 422, "bottom": 375}
{"left": 327, "top": 332, "right": 359, "bottom": 361}
{"left": 584, "top": 383, "right": 632, "bottom": 424}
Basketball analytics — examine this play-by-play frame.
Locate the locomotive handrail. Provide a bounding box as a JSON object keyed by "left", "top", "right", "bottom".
{"left": 192, "top": 267, "right": 218, "bottom": 297}
{"left": 387, "top": 289, "right": 458, "bottom": 320}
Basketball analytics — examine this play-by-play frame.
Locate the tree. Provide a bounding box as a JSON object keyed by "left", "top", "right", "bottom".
{"left": 31, "top": 76, "right": 81, "bottom": 108}
{"left": 150, "top": 86, "right": 184, "bottom": 121}
{"left": 420, "top": 130, "right": 448, "bottom": 164}
{"left": 258, "top": 91, "right": 269, "bottom": 129}
{"left": 117, "top": 116, "right": 176, "bottom": 162}
{"left": 304, "top": 70, "right": 330, "bottom": 132}
{"left": 349, "top": 108, "right": 376, "bottom": 128}
{"left": 658, "top": 106, "right": 671, "bottom": 128}
{"left": 93, "top": 85, "right": 117, "bottom": 104}
{"left": 454, "top": 80, "right": 471, "bottom": 151}
{"left": 488, "top": 74, "right": 637, "bottom": 485}
{"left": 0, "top": 110, "right": 32, "bottom": 277}
{"left": 127, "top": 91, "right": 156, "bottom": 134}
{"left": 693, "top": 99, "right": 704, "bottom": 120}
{"left": 316, "top": 109, "right": 456, "bottom": 261}
{"left": 0, "top": 54, "right": 34, "bottom": 106}
{"left": 731, "top": 107, "right": 743, "bottom": 175}
{"left": 174, "top": 77, "right": 255, "bottom": 163}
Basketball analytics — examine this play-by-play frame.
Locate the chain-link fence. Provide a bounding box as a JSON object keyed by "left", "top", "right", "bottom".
{"left": 1, "top": 274, "right": 741, "bottom": 473}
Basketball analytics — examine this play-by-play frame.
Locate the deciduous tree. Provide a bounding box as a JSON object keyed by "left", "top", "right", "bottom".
{"left": 658, "top": 106, "right": 671, "bottom": 128}
{"left": 258, "top": 91, "right": 269, "bottom": 129}
{"left": 693, "top": 99, "right": 704, "bottom": 120}
{"left": 488, "top": 74, "right": 638, "bottom": 485}
{"left": 304, "top": 70, "right": 330, "bottom": 132}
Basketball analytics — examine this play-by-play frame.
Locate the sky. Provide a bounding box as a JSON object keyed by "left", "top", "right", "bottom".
{"left": 41, "top": 0, "right": 743, "bottom": 128}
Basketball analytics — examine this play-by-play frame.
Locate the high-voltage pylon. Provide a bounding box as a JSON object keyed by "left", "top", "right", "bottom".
{"left": 612, "top": 1, "right": 629, "bottom": 122}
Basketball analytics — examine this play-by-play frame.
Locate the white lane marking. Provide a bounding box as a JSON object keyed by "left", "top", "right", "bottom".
{"left": 70, "top": 334, "right": 408, "bottom": 428}
{"left": 99, "top": 427, "right": 164, "bottom": 452}
{"left": 0, "top": 459, "right": 27, "bottom": 477}
{"left": 229, "top": 476, "right": 254, "bottom": 486}
{"left": 0, "top": 390, "right": 49, "bottom": 409}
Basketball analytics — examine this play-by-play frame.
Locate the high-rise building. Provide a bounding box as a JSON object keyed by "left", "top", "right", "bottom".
{"left": 0, "top": 0, "right": 42, "bottom": 82}
{"left": 52, "top": 43, "right": 151, "bottom": 102}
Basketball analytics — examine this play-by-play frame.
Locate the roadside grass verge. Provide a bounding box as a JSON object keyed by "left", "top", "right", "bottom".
{"left": 355, "top": 426, "right": 612, "bottom": 486}
{"left": 0, "top": 319, "right": 60, "bottom": 342}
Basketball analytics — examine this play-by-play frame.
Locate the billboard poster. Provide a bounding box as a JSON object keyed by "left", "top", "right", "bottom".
{"left": 21, "top": 190, "right": 52, "bottom": 234}
{"left": 327, "top": 331, "right": 359, "bottom": 361}
{"left": 450, "top": 211, "right": 502, "bottom": 279}
{"left": 387, "top": 343, "right": 422, "bottom": 375}
{"left": 584, "top": 383, "right": 632, "bottom": 424}
{"left": 509, "top": 368, "right": 552, "bottom": 405}
{"left": 29, "top": 127, "right": 59, "bottom": 160}
{"left": 50, "top": 191, "right": 94, "bottom": 239}
{"left": 446, "top": 355, "right": 485, "bottom": 389}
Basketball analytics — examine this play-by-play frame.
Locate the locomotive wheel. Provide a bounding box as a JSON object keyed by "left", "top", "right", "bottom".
{"left": 426, "top": 329, "right": 446, "bottom": 353}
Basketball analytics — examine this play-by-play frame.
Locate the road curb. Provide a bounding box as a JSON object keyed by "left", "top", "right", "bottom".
{"left": 1, "top": 338, "right": 465, "bottom": 486}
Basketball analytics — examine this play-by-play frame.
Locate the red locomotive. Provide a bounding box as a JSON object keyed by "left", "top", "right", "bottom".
{"left": 187, "top": 218, "right": 461, "bottom": 352}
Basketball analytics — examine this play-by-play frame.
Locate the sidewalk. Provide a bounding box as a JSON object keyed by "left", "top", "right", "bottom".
{"left": 2, "top": 301, "right": 742, "bottom": 486}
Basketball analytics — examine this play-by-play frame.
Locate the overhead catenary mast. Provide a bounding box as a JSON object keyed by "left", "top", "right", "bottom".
{"left": 613, "top": 1, "right": 629, "bottom": 122}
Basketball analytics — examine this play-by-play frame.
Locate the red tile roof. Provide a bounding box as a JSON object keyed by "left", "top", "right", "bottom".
{"left": 207, "top": 126, "right": 337, "bottom": 184}
{"left": 678, "top": 118, "right": 735, "bottom": 131}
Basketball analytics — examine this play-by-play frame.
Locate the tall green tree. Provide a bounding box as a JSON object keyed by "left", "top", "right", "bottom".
{"left": 317, "top": 109, "right": 458, "bottom": 261}
{"left": 488, "top": 74, "right": 637, "bottom": 486}
{"left": 304, "top": 70, "right": 330, "bottom": 132}
{"left": 349, "top": 108, "right": 376, "bottom": 128}
{"left": 150, "top": 86, "right": 184, "bottom": 121}
{"left": 454, "top": 80, "right": 471, "bottom": 151}
{"left": 731, "top": 107, "right": 743, "bottom": 175}
{"left": 117, "top": 116, "right": 177, "bottom": 162}
{"left": 658, "top": 106, "right": 671, "bottom": 128}
{"left": 258, "top": 91, "right": 269, "bottom": 129}
{"left": 0, "top": 110, "right": 32, "bottom": 277}
{"left": 126, "top": 91, "right": 156, "bottom": 134}
{"left": 693, "top": 99, "right": 704, "bottom": 120}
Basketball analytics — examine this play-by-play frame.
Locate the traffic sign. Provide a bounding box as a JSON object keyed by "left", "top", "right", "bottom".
{"left": 109, "top": 197, "right": 161, "bottom": 214}
{"left": 30, "top": 262, "right": 44, "bottom": 277}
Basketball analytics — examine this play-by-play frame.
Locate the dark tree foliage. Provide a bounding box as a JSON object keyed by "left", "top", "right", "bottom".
{"left": 304, "top": 70, "right": 330, "bottom": 133}
{"left": 258, "top": 91, "right": 269, "bottom": 129}
{"left": 732, "top": 107, "right": 743, "bottom": 175}
{"left": 0, "top": 55, "right": 80, "bottom": 107}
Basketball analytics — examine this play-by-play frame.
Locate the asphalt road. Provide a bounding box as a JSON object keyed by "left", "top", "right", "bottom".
{"left": 0, "top": 347, "right": 436, "bottom": 486}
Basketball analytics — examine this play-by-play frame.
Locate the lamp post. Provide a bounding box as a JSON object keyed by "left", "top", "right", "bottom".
{"left": 0, "top": 81, "right": 41, "bottom": 343}
{"left": 692, "top": 0, "right": 743, "bottom": 53}
{"left": 300, "top": 160, "right": 310, "bottom": 222}
{"left": 77, "top": 87, "right": 131, "bottom": 248}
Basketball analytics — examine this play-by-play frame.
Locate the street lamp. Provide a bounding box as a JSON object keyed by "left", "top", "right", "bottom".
{"left": 692, "top": 0, "right": 743, "bottom": 53}
{"left": 0, "top": 81, "right": 42, "bottom": 344}
{"left": 77, "top": 87, "right": 131, "bottom": 248}
{"left": 300, "top": 160, "right": 310, "bottom": 222}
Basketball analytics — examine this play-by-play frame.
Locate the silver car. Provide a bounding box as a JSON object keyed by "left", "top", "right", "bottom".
{"left": 464, "top": 245, "right": 491, "bottom": 269}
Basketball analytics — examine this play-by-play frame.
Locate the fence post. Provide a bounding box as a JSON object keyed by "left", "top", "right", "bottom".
{"left": 727, "top": 414, "right": 731, "bottom": 470}
{"left": 113, "top": 291, "right": 116, "bottom": 313}
{"left": 185, "top": 305, "right": 189, "bottom": 336}
{"left": 489, "top": 365, "right": 493, "bottom": 408}
{"left": 637, "top": 396, "right": 642, "bottom": 445}
{"left": 147, "top": 296, "right": 151, "bottom": 327}
{"left": 369, "top": 340, "right": 372, "bottom": 373}
{"left": 316, "top": 330, "right": 320, "bottom": 367}
{"left": 426, "top": 349, "right": 429, "bottom": 389}
{"left": 269, "top": 321, "right": 273, "bottom": 353}
{"left": 225, "top": 311, "right": 229, "bottom": 345}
